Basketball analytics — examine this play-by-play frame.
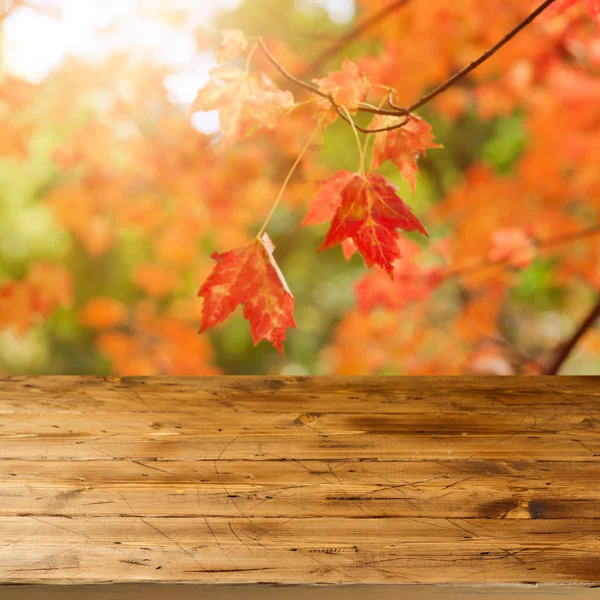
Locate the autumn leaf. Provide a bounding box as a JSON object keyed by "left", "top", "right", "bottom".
{"left": 488, "top": 227, "right": 536, "bottom": 268}
{"left": 191, "top": 66, "right": 294, "bottom": 143}
{"left": 26, "top": 262, "right": 74, "bottom": 317}
{"left": 313, "top": 60, "right": 370, "bottom": 125}
{"left": 316, "top": 172, "right": 428, "bottom": 278}
{"left": 370, "top": 115, "right": 441, "bottom": 194}
{"left": 133, "top": 263, "right": 181, "bottom": 298}
{"left": 0, "top": 282, "right": 36, "bottom": 333}
{"left": 545, "top": 62, "right": 600, "bottom": 105}
{"left": 198, "top": 233, "right": 295, "bottom": 353}
{"left": 355, "top": 240, "right": 445, "bottom": 313}
{"left": 216, "top": 29, "right": 248, "bottom": 63}
{"left": 341, "top": 239, "right": 357, "bottom": 261}
{"left": 301, "top": 170, "right": 354, "bottom": 226}
{"left": 301, "top": 172, "right": 363, "bottom": 262}
{"left": 0, "top": 262, "right": 73, "bottom": 334}
{"left": 557, "top": 0, "right": 600, "bottom": 21}
{"left": 584, "top": 0, "right": 600, "bottom": 19}
{"left": 80, "top": 297, "right": 128, "bottom": 330}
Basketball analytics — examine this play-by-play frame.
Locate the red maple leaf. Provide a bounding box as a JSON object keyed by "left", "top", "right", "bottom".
{"left": 301, "top": 172, "right": 362, "bottom": 262}
{"left": 198, "top": 234, "right": 295, "bottom": 353}
{"left": 301, "top": 170, "right": 354, "bottom": 226}
{"left": 355, "top": 240, "right": 445, "bottom": 313}
{"left": 314, "top": 172, "right": 428, "bottom": 278}
{"left": 191, "top": 66, "right": 294, "bottom": 144}
{"left": 370, "top": 115, "right": 441, "bottom": 194}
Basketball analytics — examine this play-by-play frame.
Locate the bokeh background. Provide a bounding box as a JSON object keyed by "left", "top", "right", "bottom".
{"left": 1, "top": 0, "right": 599, "bottom": 376}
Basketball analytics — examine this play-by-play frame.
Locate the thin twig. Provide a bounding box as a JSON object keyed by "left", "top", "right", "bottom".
{"left": 301, "top": 0, "right": 413, "bottom": 79}
{"left": 327, "top": 95, "right": 410, "bottom": 133}
{"left": 544, "top": 295, "right": 600, "bottom": 375}
{"left": 446, "top": 224, "right": 600, "bottom": 280}
{"left": 329, "top": 94, "right": 409, "bottom": 134}
{"left": 259, "top": 38, "right": 407, "bottom": 125}
{"left": 532, "top": 224, "right": 600, "bottom": 252}
{"left": 260, "top": 0, "right": 559, "bottom": 136}
{"left": 258, "top": 38, "right": 328, "bottom": 99}
{"left": 406, "top": 0, "right": 559, "bottom": 112}
{"left": 357, "top": 103, "right": 406, "bottom": 116}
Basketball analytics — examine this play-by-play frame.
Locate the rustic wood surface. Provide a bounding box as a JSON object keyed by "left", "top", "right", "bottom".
{"left": 0, "top": 376, "right": 599, "bottom": 586}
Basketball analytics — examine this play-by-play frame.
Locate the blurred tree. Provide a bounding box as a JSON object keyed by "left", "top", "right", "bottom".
{"left": 0, "top": 0, "right": 599, "bottom": 375}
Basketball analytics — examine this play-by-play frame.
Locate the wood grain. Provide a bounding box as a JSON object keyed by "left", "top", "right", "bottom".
{"left": 0, "top": 376, "right": 599, "bottom": 586}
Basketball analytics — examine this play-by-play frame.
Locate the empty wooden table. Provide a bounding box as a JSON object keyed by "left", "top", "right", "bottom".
{"left": 0, "top": 376, "right": 599, "bottom": 597}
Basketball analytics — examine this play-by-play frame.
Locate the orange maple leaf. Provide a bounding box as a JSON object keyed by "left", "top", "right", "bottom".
{"left": 0, "top": 282, "right": 36, "bottom": 333}
{"left": 557, "top": 0, "right": 600, "bottom": 21}
{"left": 0, "top": 262, "right": 73, "bottom": 334}
{"left": 313, "top": 60, "right": 370, "bottom": 125}
{"left": 80, "top": 297, "right": 128, "bottom": 330}
{"left": 216, "top": 29, "right": 248, "bottom": 63}
{"left": 355, "top": 240, "right": 445, "bottom": 313}
{"left": 198, "top": 234, "right": 295, "bottom": 353}
{"left": 313, "top": 172, "right": 428, "bottom": 278}
{"left": 370, "top": 115, "right": 441, "bottom": 194}
{"left": 133, "top": 263, "right": 181, "bottom": 298}
{"left": 488, "top": 227, "right": 536, "bottom": 268}
{"left": 191, "top": 66, "right": 294, "bottom": 144}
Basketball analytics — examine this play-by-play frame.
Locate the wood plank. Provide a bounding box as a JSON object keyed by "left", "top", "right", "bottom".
{"left": 1, "top": 459, "right": 600, "bottom": 519}
{"left": 0, "top": 433, "right": 597, "bottom": 461}
{"left": 0, "top": 384, "right": 598, "bottom": 461}
{"left": 0, "top": 376, "right": 599, "bottom": 586}
{"left": 0, "top": 376, "right": 598, "bottom": 414}
{"left": 2, "top": 516, "right": 600, "bottom": 584}
{"left": 3, "top": 585, "right": 600, "bottom": 600}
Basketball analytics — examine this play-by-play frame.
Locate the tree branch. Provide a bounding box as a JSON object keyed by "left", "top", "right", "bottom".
{"left": 406, "top": 0, "right": 558, "bottom": 112}
{"left": 259, "top": 38, "right": 412, "bottom": 133}
{"left": 258, "top": 38, "right": 328, "bottom": 99}
{"left": 544, "top": 295, "right": 600, "bottom": 375}
{"left": 447, "top": 224, "right": 600, "bottom": 280}
{"left": 302, "top": 0, "right": 413, "bottom": 79}
{"left": 261, "top": 0, "right": 560, "bottom": 135}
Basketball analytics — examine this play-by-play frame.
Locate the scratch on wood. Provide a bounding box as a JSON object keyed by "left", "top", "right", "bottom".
{"left": 1, "top": 376, "right": 600, "bottom": 585}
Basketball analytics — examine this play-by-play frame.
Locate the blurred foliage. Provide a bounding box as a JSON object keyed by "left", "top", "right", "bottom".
{"left": 1, "top": 0, "right": 600, "bottom": 375}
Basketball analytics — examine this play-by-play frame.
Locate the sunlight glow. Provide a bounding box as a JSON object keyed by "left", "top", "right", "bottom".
{"left": 320, "top": 0, "right": 355, "bottom": 23}
{"left": 4, "top": 0, "right": 239, "bottom": 80}
{"left": 2, "top": 0, "right": 350, "bottom": 135}
{"left": 3, "top": 0, "right": 241, "bottom": 133}
{"left": 298, "top": 0, "right": 356, "bottom": 24}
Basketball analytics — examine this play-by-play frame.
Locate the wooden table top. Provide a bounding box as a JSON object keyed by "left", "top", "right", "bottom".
{"left": 0, "top": 376, "right": 599, "bottom": 587}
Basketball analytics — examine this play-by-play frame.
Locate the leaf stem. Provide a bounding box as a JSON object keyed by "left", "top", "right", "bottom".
{"left": 301, "top": 0, "right": 414, "bottom": 78}
{"left": 244, "top": 42, "right": 259, "bottom": 75}
{"left": 342, "top": 106, "right": 365, "bottom": 176}
{"left": 256, "top": 124, "right": 321, "bottom": 239}
{"left": 446, "top": 224, "right": 600, "bottom": 279}
{"left": 361, "top": 94, "right": 387, "bottom": 167}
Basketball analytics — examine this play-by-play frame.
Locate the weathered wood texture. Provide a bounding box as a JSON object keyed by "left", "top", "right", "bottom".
{"left": 0, "top": 376, "right": 599, "bottom": 586}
